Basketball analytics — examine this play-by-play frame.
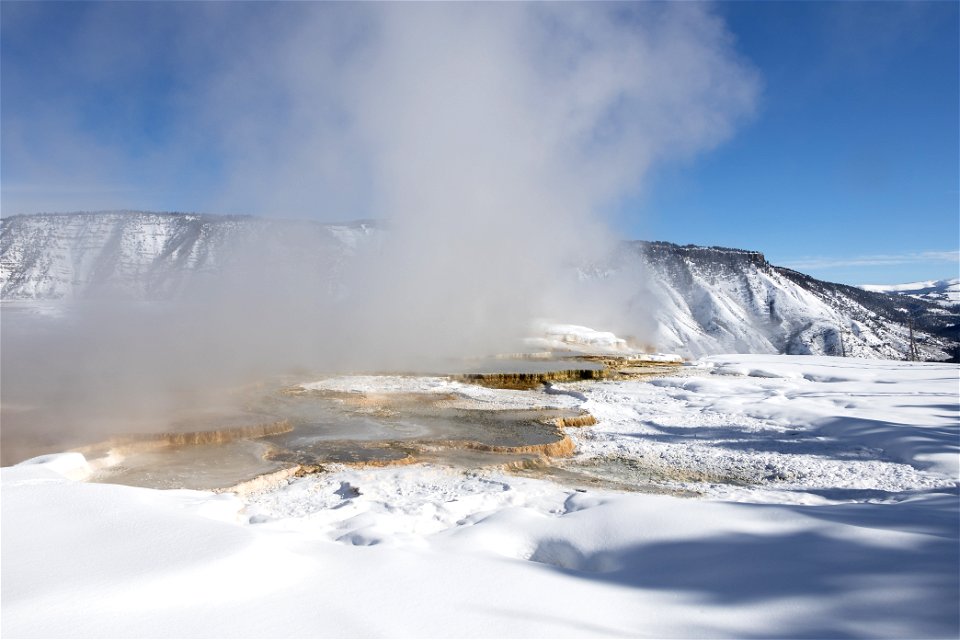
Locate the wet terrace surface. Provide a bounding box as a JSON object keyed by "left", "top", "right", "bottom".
{"left": 82, "top": 356, "right": 684, "bottom": 492}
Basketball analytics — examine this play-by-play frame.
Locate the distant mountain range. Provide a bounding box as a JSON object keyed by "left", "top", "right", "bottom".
{"left": 860, "top": 278, "right": 959, "bottom": 308}
{"left": 2, "top": 212, "right": 957, "bottom": 361}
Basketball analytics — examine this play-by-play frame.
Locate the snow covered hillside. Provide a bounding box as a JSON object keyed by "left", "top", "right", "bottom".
{"left": 3, "top": 355, "right": 957, "bottom": 638}
{"left": 0, "top": 211, "right": 376, "bottom": 300}
{"left": 861, "top": 278, "right": 960, "bottom": 308}
{"left": 615, "top": 242, "right": 958, "bottom": 361}
{"left": 1, "top": 212, "right": 956, "bottom": 360}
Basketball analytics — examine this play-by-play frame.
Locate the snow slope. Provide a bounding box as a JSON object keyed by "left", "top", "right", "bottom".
{"left": 620, "top": 242, "right": 957, "bottom": 361}
{"left": 3, "top": 356, "right": 957, "bottom": 638}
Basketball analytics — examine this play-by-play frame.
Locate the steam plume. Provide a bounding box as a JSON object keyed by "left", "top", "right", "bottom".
{"left": 1, "top": 3, "right": 758, "bottom": 455}
{"left": 207, "top": 2, "right": 758, "bottom": 363}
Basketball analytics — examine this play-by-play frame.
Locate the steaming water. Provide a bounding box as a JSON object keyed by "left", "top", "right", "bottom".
{"left": 261, "top": 408, "right": 569, "bottom": 464}
{"left": 94, "top": 440, "right": 284, "bottom": 491}
{"left": 3, "top": 307, "right": 687, "bottom": 493}
{"left": 89, "top": 407, "right": 571, "bottom": 489}
{"left": 86, "top": 376, "right": 583, "bottom": 489}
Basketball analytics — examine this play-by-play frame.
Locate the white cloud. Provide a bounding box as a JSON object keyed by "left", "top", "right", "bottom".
{"left": 784, "top": 250, "right": 960, "bottom": 271}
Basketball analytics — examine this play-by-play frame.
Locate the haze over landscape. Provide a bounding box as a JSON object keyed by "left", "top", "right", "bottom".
{"left": 1, "top": 2, "right": 958, "bottom": 639}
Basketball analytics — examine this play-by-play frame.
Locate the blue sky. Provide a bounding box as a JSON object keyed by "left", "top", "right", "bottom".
{"left": 627, "top": 1, "right": 959, "bottom": 285}
{"left": 1, "top": 1, "right": 957, "bottom": 286}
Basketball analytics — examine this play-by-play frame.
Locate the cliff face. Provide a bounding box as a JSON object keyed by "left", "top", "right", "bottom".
{"left": 2, "top": 212, "right": 955, "bottom": 360}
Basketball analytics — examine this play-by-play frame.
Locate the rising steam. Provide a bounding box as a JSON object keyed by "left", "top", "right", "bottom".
{"left": 1, "top": 3, "right": 757, "bottom": 455}
{"left": 209, "top": 2, "right": 757, "bottom": 363}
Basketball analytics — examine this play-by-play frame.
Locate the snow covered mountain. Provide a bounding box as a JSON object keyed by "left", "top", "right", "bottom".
{"left": 2, "top": 212, "right": 956, "bottom": 361}
{"left": 620, "top": 242, "right": 958, "bottom": 361}
{"left": 0, "top": 211, "right": 376, "bottom": 300}
{"left": 860, "top": 278, "right": 960, "bottom": 308}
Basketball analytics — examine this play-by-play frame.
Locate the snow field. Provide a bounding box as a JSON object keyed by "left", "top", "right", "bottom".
{"left": 2, "top": 355, "right": 958, "bottom": 638}
{"left": 572, "top": 356, "right": 958, "bottom": 498}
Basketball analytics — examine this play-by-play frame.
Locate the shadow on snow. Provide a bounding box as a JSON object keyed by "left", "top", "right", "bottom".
{"left": 527, "top": 493, "right": 959, "bottom": 638}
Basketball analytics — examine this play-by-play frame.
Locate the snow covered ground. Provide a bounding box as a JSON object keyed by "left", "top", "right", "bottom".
{"left": 3, "top": 355, "right": 958, "bottom": 638}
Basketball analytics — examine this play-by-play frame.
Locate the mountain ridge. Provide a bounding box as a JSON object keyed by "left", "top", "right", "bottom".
{"left": 2, "top": 211, "right": 956, "bottom": 361}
